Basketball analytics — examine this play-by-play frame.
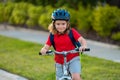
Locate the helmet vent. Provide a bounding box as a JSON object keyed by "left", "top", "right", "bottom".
{"left": 64, "top": 12, "right": 65, "bottom": 16}
{"left": 56, "top": 13, "right": 58, "bottom": 16}
{"left": 59, "top": 12, "right": 62, "bottom": 16}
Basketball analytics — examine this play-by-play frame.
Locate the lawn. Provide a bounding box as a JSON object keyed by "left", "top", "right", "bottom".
{"left": 0, "top": 35, "right": 120, "bottom": 80}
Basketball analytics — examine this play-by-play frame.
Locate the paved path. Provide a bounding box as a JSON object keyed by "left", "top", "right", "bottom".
{"left": 0, "top": 24, "right": 120, "bottom": 80}
{"left": 0, "top": 70, "right": 28, "bottom": 80}
{"left": 0, "top": 25, "right": 120, "bottom": 62}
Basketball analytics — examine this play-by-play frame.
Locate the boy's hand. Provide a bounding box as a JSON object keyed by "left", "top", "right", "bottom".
{"left": 40, "top": 48, "right": 47, "bottom": 55}
{"left": 79, "top": 46, "right": 87, "bottom": 52}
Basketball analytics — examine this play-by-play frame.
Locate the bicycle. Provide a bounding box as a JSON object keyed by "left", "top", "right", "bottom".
{"left": 39, "top": 48, "right": 90, "bottom": 80}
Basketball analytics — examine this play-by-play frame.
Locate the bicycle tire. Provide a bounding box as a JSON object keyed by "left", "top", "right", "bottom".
{"left": 62, "top": 78, "right": 71, "bottom": 80}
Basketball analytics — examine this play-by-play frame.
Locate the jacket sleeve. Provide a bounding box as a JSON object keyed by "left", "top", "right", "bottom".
{"left": 45, "top": 34, "right": 52, "bottom": 46}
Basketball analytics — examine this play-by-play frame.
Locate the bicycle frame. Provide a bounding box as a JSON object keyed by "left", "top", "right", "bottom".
{"left": 39, "top": 48, "right": 90, "bottom": 80}
{"left": 59, "top": 51, "right": 72, "bottom": 80}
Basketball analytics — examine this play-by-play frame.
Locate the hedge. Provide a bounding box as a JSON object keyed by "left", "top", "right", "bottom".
{"left": 91, "top": 5, "right": 120, "bottom": 37}
{"left": 0, "top": 2, "right": 120, "bottom": 41}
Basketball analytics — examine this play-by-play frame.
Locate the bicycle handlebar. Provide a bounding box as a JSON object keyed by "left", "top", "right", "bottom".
{"left": 39, "top": 48, "right": 90, "bottom": 55}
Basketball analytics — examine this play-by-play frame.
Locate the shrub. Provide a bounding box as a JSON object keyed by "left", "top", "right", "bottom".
{"left": 9, "top": 2, "right": 32, "bottom": 25}
{"left": 92, "top": 5, "right": 120, "bottom": 37}
{"left": 38, "top": 5, "right": 54, "bottom": 30}
{"left": 77, "top": 4, "right": 92, "bottom": 31}
{"left": 4, "top": 2, "right": 15, "bottom": 22}
{"left": 111, "top": 32, "right": 120, "bottom": 41}
{"left": 26, "top": 6, "right": 43, "bottom": 27}
{"left": 67, "top": 7, "right": 78, "bottom": 28}
{"left": 9, "top": 10, "right": 27, "bottom": 25}
{"left": 0, "top": 3, "right": 4, "bottom": 23}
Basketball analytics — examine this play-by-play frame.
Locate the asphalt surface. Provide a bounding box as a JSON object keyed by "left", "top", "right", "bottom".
{"left": 0, "top": 70, "right": 28, "bottom": 80}
{"left": 0, "top": 24, "right": 120, "bottom": 80}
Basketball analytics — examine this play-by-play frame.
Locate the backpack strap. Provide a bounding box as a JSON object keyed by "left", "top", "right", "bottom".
{"left": 49, "top": 33, "right": 56, "bottom": 50}
{"left": 68, "top": 29, "right": 81, "bottom": 48}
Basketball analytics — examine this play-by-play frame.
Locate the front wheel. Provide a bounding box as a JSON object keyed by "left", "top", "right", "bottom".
{"left": 59, "top": 77, "right": 72, "bottom": 80}
{"left": 62, "top": 78, "right": 71, "bottom": 80}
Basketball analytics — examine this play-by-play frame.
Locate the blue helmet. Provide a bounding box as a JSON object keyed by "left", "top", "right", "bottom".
{"left": 51, "top": 9, "right": 70, "bottom": 21}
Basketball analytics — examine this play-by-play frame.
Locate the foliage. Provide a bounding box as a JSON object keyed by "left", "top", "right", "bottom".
{"left": 0, "top": 2, "right": 120, "bottom": 41}
{"left": 12, "top": 0, "right": 105, "bottom": 9}
{"left": 9, "top": 2, "right": 32, "bottom": 25}
{"left": 91, "top": 5, "right": 120, "bottom": 37}
{"left": 4, "top": 2, "right": 14, "bottom": 22}
{"left": 111, "top": 32, "right": 120, "bottom": 41}
{"left": 0, "top": 3, "right": 4, "bottom": 22}
{"left": 77, "top": 4, "right": 93, "bottom": 31}
{"left": 38, "top": 5, "right": 54, "bottom": 29}
{"left": 0, "top": 2, "right": 14, "bottom": 23}
{"left": 26, "top": 5, "right": 43, "bottom": 27}
{"left": 66, "top": 7, "right": 78, "bottom": 27}
{"left": 9, "top": 10, "right": 27, "bottom": 25}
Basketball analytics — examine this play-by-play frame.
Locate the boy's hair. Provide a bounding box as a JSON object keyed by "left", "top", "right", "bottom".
{"left": 48, "top": 21, "right": 71, "bottom": 34}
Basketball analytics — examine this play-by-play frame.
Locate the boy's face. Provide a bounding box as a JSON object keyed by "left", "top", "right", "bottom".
{"left": 54, "top": 20, "right": 68, "bottom": 33}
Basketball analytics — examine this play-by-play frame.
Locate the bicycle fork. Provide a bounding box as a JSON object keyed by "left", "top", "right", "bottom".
{"left": 59, "top": 52, "right": 72, "bottom": 80}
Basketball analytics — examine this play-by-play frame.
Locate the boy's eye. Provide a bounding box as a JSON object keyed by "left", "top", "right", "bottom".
{"left": 56, "top": 23, "right": 66, "bottom": 25}
{"left": 62, "top": 23, "right": 65, "bottom": 25}
{"left": 57, "top": 23, "right": 60, "bottom": 25}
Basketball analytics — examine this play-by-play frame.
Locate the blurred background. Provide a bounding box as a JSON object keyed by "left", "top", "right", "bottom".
{"left": 0, "top": 0, "right": 120, "bottom": 46}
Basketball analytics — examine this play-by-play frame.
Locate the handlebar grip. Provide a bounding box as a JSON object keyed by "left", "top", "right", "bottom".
{"left": 39, "top": 50, "right": 53, "bottom": 55}
{"left": 46, "top": 50, "right": 53, "bottom": 54}
{"left": 39, "top": 52, "right": 42, "bottom": 55}
{"left": 84, "top": 48, "right": 90, "bottom": 51}
{"left": 75, "top": 48, "right": 90, "bottom": 51}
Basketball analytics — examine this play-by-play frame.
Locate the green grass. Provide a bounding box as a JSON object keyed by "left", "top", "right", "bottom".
{"left": 0, "top": 35, "right": 120, "bottom": 80}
